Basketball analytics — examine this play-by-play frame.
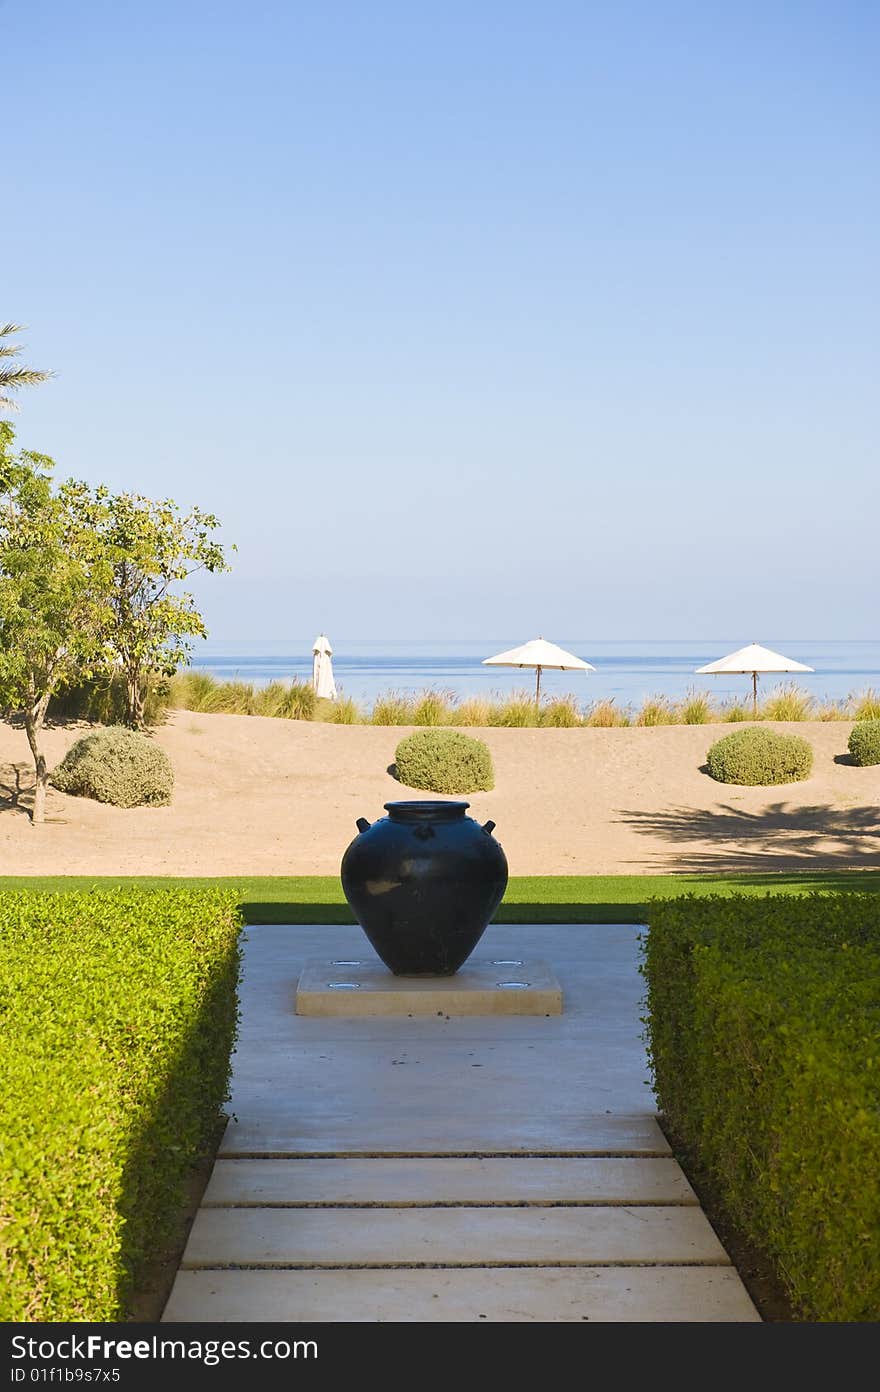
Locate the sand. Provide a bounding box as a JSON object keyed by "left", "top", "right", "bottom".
{"left": 1, "top": 712, "right": 878, "bottom": 877}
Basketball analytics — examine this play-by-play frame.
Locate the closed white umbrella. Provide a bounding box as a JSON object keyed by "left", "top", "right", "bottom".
{"left": 695, "top": 642, "right": 814, "bottom": 716}
{"left": 482, "top": 637, "right": 596, "bottom": 705}
{"left": 312, "top": 634, "right": 337, "bottom": 700}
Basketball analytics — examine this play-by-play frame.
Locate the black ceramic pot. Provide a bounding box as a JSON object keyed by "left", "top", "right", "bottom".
{"left": 340, "top": 800, "right": 509, "bottom": 976}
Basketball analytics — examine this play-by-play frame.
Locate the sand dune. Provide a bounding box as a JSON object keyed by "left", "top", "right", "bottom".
{"left": 1, "top": 712, "right": 878, "bottom": 877}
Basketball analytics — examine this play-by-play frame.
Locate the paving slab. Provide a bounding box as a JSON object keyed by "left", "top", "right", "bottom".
{"left": 225, "top": 925, "right": 652, "bottom": 1136}
{"left": 182, "top": 1204, "right": 729, "bottom": 1268}
{"left": 220, "top": 1113, "right": 671, "bottom": 1156}
{"left": 164, "top": 1266, "right": 760, "bottom": 1323}
{"left": 295, "top": 957, "right": 563, "bottom": 1016}
{"left": 204, "top": 1156, "right": 697, "bottom": 1207}
{"left": 163, "top": 924, "right": 760, "bottom": 1323}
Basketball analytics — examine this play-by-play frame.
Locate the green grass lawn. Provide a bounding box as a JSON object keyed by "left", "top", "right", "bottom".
{"left": 1, "top": 872, "right": 878, "bottom": 923}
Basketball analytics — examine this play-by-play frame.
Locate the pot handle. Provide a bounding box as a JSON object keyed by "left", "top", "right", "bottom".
{"left": 482, "top": 820, "right": 496, "bottom": 835}
{"left": 355, "top": 817, "right": 371, "bottom": 833}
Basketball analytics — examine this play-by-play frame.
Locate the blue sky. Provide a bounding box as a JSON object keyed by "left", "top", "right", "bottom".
{"left": 5, "top": 1, "right": 878, "bottom": 640}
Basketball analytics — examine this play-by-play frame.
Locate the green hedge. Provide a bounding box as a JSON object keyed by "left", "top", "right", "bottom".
{"left": 642, "top": 894, "right": 880, "bottom": 1321}
{"left": 0, "top": 889, "right": 242, "bottom": 1320}
{"left": 848, "top": 719, "right": 880, "bottom": 767}
{"left": 394, "top": 728, "right": 495, "bottom": 794}
{"left": 706, "top": 725, "right": 813, "bottom": 785}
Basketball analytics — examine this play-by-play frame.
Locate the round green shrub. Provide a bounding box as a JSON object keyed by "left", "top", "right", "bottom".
{"left": 52, "top": 726, "right": 174, "bottom": 807}
{"left": 394, "top": 729, "right": 494, "bottom": 794}
{"left": 706, "top": 726, "right": 813, "bottom": 786}
{"left": 848, "top": 719, "right": 880, "bottom": 767}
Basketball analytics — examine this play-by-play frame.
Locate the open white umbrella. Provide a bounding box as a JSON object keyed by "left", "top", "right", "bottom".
{"left": 695, "top": 642, "right": 814, "bottom": 716}
{"left": 482, "top": 637, "right": 596, "bottom": 705}
{"left": 312, "top": 634, "right": 337, "bottom": 700}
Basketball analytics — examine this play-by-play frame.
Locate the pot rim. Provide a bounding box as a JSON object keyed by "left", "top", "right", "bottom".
{"left": 383, "top": 799, "right": 470, "bottom": 820}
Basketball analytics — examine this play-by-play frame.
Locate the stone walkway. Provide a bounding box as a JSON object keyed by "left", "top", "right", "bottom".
{"left": 163, "top": 924, "right": 758, "bottom": 1322}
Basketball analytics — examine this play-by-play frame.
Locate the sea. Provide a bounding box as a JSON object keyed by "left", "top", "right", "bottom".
{"left": 193, "top": 639, "right": 880, "bottom": 711}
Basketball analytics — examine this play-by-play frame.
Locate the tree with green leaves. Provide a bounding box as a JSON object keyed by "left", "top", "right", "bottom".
{"left": 0, "top": 424, "right": 112, "bottom": 823}
{"left": 0, "top": 323, "right": 52, "bottom": 412}
{"left": 90, "top": 490, "right": 232, "bottom": 728}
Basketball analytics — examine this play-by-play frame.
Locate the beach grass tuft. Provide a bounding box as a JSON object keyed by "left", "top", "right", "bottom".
{"left": 720, "top": 700, "right": 751, "bottom": 722}
{"left": 540, "top": 696, "right": 583, "bottom": 727}
{"left": 168, "top": 671, "right": 316, "bottom": 719}
{"left": 451, "top": 697, "right": 493, "bottom": 727}
{"left": 678, "top": 690, "right": 713, "bottom": 725}
{"left": 327, "top": 695, "right": 361, "bottom": 724}
{"left": 637, "top": 695, "right": 675, "bottom": 727}
{"left": 68, "top": 669, "right": 873, "bottom": 732}
{"left": 852, "top": 688, "right": 880, "bottom": 722}
{"left": 760, "top": 683, "right": 813, "bottom": 722}
{"left": 371, "top": 692, "right": 415, "bottom": 725}
{"left": 584, "top": 698, "right": 630, "bottom": 727}
{"left": 488, "top": 692, "right": 539, "bottom": 727}
{"left": 411, "top": 689, "right": 455, "bottom": 726}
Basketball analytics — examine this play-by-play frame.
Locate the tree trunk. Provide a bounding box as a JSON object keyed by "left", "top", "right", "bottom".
{"left": 24, "top": 693, "right": 51, "bottom": 826}
{"left": 126, "top": 665, "right": 145, "bottom": 729}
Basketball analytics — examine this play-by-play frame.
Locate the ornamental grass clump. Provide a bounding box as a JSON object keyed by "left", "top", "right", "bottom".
{"left": 678, "top": 690, "right": 713, "bottom": 725}
{"left": 371, "top": 692, "right": 416, "bottom": 725}
{"left": 489, "top": 693, "right": 538, "bottom": 727}
{"left": 394, "top": 729, "right": 494, "bottom": 794}
{"left": 51, "top": 727, "right": 174, "bottom": 807}
{"left": 411, "top": 689, "right": 454, "bottom": 726}
{"left": 452, "top": 698, "right": 493, "bottom": 727}
{"left": 706, "top": 726, "right": 813, "bottom": 786}
{"left": 585, "top": 698, "right": 630, "bottom": 727}
{"left": 848, "top": 719, "right": 880, "bottom": 767}
{"left": 852, "top": 689, "right": 880, "bottom": 722}
{"left": 327, "top": 695, "right": 361, "bottom": 724}
{"left": 720, "top": 700, "right": 751, "bottom": 722}
{"left": 253, "top": 680, "right": 317, "bottom": 720}
{"left": 49, "top": 673, "right": 170, "bottom": 727}
{"left": 760, "top": 683, "right": 813, "bottom": 721}
{"left": 636, "top": 695, "right": 675, "bottom": 726}
{"left": 540, "top": 696, "right": 583, "bottom": 727}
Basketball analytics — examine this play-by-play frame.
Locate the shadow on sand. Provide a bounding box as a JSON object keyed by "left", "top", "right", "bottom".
{"left": 616, "top": 801, "right": 880, "bottom": 873}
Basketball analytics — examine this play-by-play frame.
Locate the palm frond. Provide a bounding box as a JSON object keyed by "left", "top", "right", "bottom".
{"left": 0, "top": 324, "right": 53, "bottom": 411}
{"left": 0, "top": 367, "right": 54, "bottom": 389}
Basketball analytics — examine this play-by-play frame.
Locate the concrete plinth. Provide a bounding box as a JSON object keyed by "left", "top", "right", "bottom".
{"left": 295, "top": 957, "right": 563, "bottom": 1017}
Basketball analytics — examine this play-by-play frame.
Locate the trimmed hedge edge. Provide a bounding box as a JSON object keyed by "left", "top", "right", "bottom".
{"left": 0, "top": 888, "right": 242, "bottom": 1320}
{"left": 641, "top": 892, "right": 880, "bottom": 1321}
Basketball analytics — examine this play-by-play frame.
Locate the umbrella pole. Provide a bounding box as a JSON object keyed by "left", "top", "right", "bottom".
{"left": 535, "top": 666, "right": 542, "bottom": 707}
{"left": 752, "top": 671, "right": 758, "bottom": 718}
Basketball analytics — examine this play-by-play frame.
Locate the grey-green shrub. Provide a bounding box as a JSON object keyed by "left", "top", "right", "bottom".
{"left": 706, "top": 726, "right": 812, "bottom": 785}
{"left": 395, "top": 729, "right": 494, "bottom": 794}
{"left": 52, "top": 727, "right": 174, "bottom": 807}
{"left": 0, "top": 888, "right": 241, "bottom": 1320}
{"left": 848, "top": 719, "right": 880, "bottom": 767}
